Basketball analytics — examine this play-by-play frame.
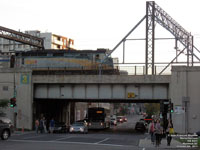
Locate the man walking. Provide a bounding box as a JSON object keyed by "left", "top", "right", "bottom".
{"left": 49, "top": 118, "right": 55, "bottom": 134}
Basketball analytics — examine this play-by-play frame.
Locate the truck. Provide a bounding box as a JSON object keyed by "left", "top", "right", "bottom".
{"left": 87, "top": 107, "right": 110, "bottom": 129}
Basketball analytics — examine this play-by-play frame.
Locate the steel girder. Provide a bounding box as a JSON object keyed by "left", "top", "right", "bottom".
{"left": 147, "top": 1, "right": 197, "bottom": 70}
{"left": 0, "top": 26, "right": 44, "bottom": 49}
{"left": 146, "top": 1, "right": 155, "bottom": 75}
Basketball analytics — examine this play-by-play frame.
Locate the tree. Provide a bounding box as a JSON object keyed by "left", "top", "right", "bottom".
{"left": 0, "top": 99, "right": 9, "bottom": 116}
{"left": 144, "top": 103, "right": 160, "bottom": 117}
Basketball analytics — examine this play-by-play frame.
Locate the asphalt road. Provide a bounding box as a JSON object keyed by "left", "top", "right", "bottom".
{"left": 0, "top": 114, "right": 148, "bottom": 150}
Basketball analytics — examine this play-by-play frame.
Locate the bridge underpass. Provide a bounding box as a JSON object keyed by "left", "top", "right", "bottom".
{"left": 32, "top": 75, "right": 170, "bottom": 132}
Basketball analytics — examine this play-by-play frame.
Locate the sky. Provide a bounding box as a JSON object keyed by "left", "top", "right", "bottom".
{"left": 1, "top": 0, "right": 200, "bottom": 65}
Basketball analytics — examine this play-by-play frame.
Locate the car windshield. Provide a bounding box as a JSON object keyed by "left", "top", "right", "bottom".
{"left": 72, "top": 122, "right": 84, "bottom": 126}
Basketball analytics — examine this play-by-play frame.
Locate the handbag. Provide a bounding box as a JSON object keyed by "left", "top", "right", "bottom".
{"left": 169, "top": 128, "right": 174, "bottom": 134}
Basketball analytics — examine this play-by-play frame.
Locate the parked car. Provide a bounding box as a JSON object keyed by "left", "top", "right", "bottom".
{"left": 0, "top": 117, "right": 13, "bottom": 140}
{"left": 117, "top": 116, "right": 123, "bottom": 123}
{"left": 196, "top": 131, "right": 200, "bottom": 136}
{"left": 135, "top": 121, "right": 146, "bottom": 132}
{"left": 53, "top": 122, "right": 68, "bottom": 133}
{"left": 69, "top": 122, "right": 88, "bottom": 134}
{"left": 110, "top": 118, "right": 117, "bottom": 126}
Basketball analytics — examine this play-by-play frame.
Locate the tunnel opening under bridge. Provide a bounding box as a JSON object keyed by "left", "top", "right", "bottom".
{"left": 33, "top": 98, "right": 170, "bottom": 134}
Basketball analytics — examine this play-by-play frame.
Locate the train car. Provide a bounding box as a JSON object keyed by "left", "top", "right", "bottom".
{"left": 14, "top": 49, "right": 118, "bottom": 75}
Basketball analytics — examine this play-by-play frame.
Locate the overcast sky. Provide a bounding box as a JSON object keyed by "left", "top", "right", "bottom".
{"left": 1, "top": 0, "right": 200, "bottom": 64}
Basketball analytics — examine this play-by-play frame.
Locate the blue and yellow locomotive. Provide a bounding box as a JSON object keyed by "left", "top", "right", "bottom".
{"left": 14, "top": 49, "right": 118, "bottom": 75}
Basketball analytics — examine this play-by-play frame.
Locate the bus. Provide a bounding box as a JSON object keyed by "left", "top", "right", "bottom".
{"left": 87, "top": 107, "right": 110, "bottom": 129}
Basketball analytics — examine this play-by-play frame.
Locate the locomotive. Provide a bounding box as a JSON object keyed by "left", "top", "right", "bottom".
{"left": 14, "top": 49, "right": 118, "bottom": 75}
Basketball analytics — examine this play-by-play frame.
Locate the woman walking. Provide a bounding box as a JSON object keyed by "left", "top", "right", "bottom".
{"left": 154, "top": 119, "right": 163, "bottom": 147}
{"left": 166, "top": 119, "right": 173, "bottom": 146}
{"left": 148, "top": 120, "right": 155, "bottom": 145}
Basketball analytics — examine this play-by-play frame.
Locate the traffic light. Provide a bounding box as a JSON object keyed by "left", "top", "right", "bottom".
{"left": 10, "top": 97, "right": 16, "bottom": 107}
{"left": 170, "top": 103, "right": 174, "bottom": 113}
{"left": 168, "top": 102, "right": 174, "bottom": 113}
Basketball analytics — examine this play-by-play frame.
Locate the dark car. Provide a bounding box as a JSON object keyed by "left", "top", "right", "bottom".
{"left": 122, "top": 116, "right": 127, "bottom": 122}
{"left": 0, "top": 117, "right": 13, "bottom": 140}
{"left": 53, "top": 122, "right": 68, "bottom": 133}
{"left": 110, "top": 118, "right": 117, "bottom": 126}
{"left": 196, "top": 131, "right": 200, "bottom": 136}
{"left": 135, "top": 121, "right": 146, "bottom": 132}
{"left": 117, "top": 116, "right": 123, "bottom": 123}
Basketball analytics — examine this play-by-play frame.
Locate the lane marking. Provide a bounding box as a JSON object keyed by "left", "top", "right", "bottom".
{"left": 142, "top": 148, "right": 145, "bottom": 150}
{"left": 9, "top": 139, "right": 132, "bottom": 147}
{"left": 52, "top": 136, "right": 74, "bottom": 141}
{"left": 95, "top": 138, "right": 110, "bottom": 144}
{"left": 22, "top": 135, "right": 46, "bottom": 139}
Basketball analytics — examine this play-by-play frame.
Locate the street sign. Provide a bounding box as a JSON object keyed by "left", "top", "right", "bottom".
{"left": 174, "top": 106, "right": 185, "bottom": 114}
{"left": 127, "top": 92, "right": 135, "bottom": 98}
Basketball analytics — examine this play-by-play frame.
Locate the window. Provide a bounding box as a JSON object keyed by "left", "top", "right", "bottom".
{"left": 2, "top": 86, "right": 8, "bottom": 91}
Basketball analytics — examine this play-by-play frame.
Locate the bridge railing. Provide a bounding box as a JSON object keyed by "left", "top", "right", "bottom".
{"left": 117, "top": 65, "right": 172, "bottom": 75}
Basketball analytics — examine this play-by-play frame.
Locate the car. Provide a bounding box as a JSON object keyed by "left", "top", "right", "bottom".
{"left": 117, "top": 116, "right": 123, "bottom": 123}
{"left": 76, "top": 119, "right": 89, "bottom": 126}
{"left": 110, "top": 118, "right": 117, "bottom": 126}
{"left": 69, "top": 122, "right": 88, "bottom": 134}
{"left": 122, "top": 116, "right": 127, "bottom": 122}
{"left": 0, "top": 117, "right": 13, "bottom": 140}
{"left": 135, "top": 121, "right": 146, "bottom": 132}
{"left": 53, "top": 122, "right": 68, "bottom": 133}
{"left": 196, "top": 131, "right": 200, "bottom": 136}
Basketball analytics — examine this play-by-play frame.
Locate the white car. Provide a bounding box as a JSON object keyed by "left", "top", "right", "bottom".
{"left": 69, "top": 122, "right": 88, "bottom": 134}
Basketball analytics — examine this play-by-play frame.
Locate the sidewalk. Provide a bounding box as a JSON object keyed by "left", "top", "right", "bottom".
{"left": 139, "top": 137, "right": 185, "bottom": 149}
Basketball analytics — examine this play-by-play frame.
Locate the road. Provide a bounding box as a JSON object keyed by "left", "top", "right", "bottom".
{"left": 0, "top": 114, "right": 174, "bottom": 150}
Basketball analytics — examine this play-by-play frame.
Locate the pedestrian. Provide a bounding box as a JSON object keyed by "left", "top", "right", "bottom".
{"left": 148, "top": 119, "right": 155, "bottom": 145}
{"left": 154, "top": 119, "right": 163, "bottom": 147}
{"left": 35, "top": 119, "right": 39, "bottom": 134}
{"left": 49, "top": 118, "right": 55, "bottom": 134}
{"left": 166, "top": 119, "right": 174, "bottom": 146}
{"left": 39, "top": 118, "right": 44, "bottom": 133}
{"left": 43, "top": 117, "right": 47, "bottom": 133}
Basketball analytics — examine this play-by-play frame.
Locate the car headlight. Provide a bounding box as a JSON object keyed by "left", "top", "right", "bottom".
{"left": 70, "top": 127, "right": 74, "bottom": 132}
{"left": 80, "top": 128, "right": 84, "bottom": 132}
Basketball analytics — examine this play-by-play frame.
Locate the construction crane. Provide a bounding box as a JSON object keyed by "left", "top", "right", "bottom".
{"left": 0, "top": 26, "right": 44, "bottom": 50}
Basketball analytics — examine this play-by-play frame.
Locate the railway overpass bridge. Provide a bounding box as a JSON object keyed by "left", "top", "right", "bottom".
{"left": 1, "top": 66, "right": 200, "bottom": 134}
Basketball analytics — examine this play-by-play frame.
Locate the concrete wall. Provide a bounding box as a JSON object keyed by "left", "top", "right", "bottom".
{"left": 171, "top": 66, "right": 200, "bottom": 133}
{"left": 0, "top": 68, "right": 33, "bottom": 130}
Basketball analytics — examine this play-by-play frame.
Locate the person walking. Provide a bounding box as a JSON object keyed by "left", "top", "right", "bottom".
{"left": 35, "top": 119, "right": 39, "bottom": 134}
{"left": 148, "top": 120, "right": 155, "bottom": 145}
{"left": 49, "top": 118, "right": 55, "bottom": 134}
{"left": 166, "top": 119, "right": 173, "bottom": 146}
{"left": 43, "top": 117, "right": 47, "bottom": 133}
{"left": 39, "top": 118, "right": 44, "bottom": 133}
{"left": 154, "top": 119, "right": 163, "bottom": 147}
